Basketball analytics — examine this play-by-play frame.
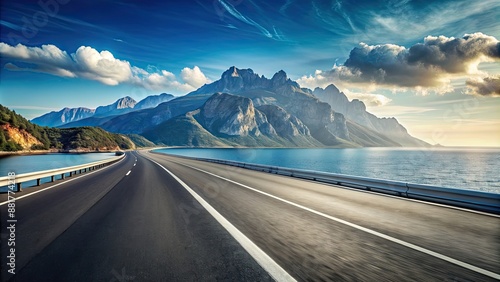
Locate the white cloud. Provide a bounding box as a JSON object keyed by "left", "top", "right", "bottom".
{"left": 0, "top": 42, "right": 210, "bottom": 94}
{"left": 72, "top": 46, "right": 132, "bottom": 85}
{"left": 297, "top": 33, "right": 500, "bottom": 95}
{"left": 180, "top": 66, "right": 210, "bottom": 89}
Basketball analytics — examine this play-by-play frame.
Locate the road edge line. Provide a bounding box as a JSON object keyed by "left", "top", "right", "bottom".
{"left": 174, "top": 159, "right": 500, "bottom": 280}
{"left": 146, "top": 157, "right": 296, "bottom": 282}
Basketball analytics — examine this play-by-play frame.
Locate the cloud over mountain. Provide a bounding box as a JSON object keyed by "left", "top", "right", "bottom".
{"left": 0, "top": 43, "right": 209, "bottom": 93}
{"left": 297, "top": 33, "right": 500, "bottom": 94}
{"left": 466, "top": 76, "right": 500, "bottom": 97}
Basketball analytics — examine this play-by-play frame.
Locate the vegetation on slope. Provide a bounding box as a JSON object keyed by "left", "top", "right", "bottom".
{"left": 0, "top": 104, "right": 146, "bottom": 152}
{"left": 126, "top": 134, "right": 156, "bottom": 147}
{"left": 142, "top": 115, "right": 228, "bottom": 147}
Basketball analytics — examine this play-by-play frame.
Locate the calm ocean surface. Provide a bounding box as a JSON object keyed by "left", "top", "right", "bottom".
{"left": 155, "top": 148, "right": 500, "bottom": 194}
{"left": 0, "top": 153, "right": 116, "bottom": 190}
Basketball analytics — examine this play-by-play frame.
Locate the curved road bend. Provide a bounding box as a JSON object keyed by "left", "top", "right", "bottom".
{"left": 1, "top": 150, "right": 498, "bottom": 281}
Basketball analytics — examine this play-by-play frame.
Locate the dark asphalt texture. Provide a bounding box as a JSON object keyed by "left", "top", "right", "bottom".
{"left": 1, "top": 150, "right": 499, "bottom": 281}
{"left": 1, "top": 152, "right": 272, "bottom": 282}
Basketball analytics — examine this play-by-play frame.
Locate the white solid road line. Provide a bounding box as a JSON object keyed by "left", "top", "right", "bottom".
{"left": 147, "top": 158, "right": 296, "bottom": 282}
{"left": 134, "top": 163, "right": 136, "bottom": 166}
{"left": 178, "top": 161, "right": 500, "bottom": 280}
{"left": 0, "top": 155, "right": 127, "bottom": 206}
{"left": 126, "top": 170, "right": 131, "bottom": 176}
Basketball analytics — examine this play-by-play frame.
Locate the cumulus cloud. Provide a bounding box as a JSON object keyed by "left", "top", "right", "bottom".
{"left": 297, "top": 33, "right": 500, "bottom": 94}
{"left": 180, "top": 66, "right": 210, "bottom": 88}
{"left": 466, "top": 76, "right": 500, "bottom": 97}
{"left": 0, "top": 42, "right": 210, "bottom": 93}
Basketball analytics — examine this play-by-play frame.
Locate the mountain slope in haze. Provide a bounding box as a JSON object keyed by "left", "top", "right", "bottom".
{"left": 135, "top": 93, "right": 175, "bottom": 109}
{"left": 94, "top": 96, "right": 137, "bottom": 116}
{"left": 32, "top": 93, "right": 175, "bottom": 128}
{"left": 98, "top": 94, "right": 211, "bottom": 134}
{"left": 31, "top": 107, "right": 95, "bottom": 127}
{"left": 313, "top": 85, "right": 428, "bottom": 146}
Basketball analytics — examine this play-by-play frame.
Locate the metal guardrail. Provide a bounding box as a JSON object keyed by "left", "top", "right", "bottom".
{"left": 191, "top": 157, "right": 500, "bottom": 214}
{"left": 0, "top": 154, "right": 125, "bottom": 192}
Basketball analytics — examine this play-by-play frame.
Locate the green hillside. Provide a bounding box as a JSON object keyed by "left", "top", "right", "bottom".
{"left": 142, "top": 115, "right": 228, "bottom": 147}
{"left": 0, "top": 104, "right": 148, "bottom": 152}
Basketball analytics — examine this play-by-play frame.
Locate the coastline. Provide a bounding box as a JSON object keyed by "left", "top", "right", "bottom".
{"left": 0, "top": 149, "right": 122, "bottom": 157}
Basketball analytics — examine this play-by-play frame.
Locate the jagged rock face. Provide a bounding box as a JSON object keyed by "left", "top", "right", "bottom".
{"left": 271, "top": 70, "right": 300, "bottom": 91}
{"left": 258, "top": 105, "right": 310, "bottom": 137}
{"left": 95, "top": 96, "right": 137, "bottom": 116}
{"left": 2, "top": 124, "right": 43, "bottom": 149}
{"left": 193, "top": 67, "right": 270, "bottom": 94}
{"left": 198, "top": 93, "right": 260, "bottom": 136}
{"left": 313, "top": 84, "right": 408, "bottom": 136}
{"left": 191, "top": 67, "right": 301, "bottom": 96}
{"left": 312, "top": 84, "right": 426, "bottom": 146}
{"left": 281, "top": 96, "right": 333, "bottom": 130}
{"left": 328, "top": 112, "right": 349, "bottom": 140}
{"left": 313, "top": 85, "right": 350, "bottom": 115}
{"left": 60, "top": 108, "right": 95, "bottom": 124}
{"left": 32, "top": 107, "right": 95, "bottom": 127}
{"left": 254, "top": 109, "right": 277, "bottom": 136}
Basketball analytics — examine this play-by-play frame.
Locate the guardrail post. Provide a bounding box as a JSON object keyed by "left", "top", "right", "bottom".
{"left": 51, "top": 175, "right": 55, "bottom": 182}
{"left": 37, "top": 179, "right": 41, "bottom": 186}
{"left": 61, "top": 173, "right": 65, "bottom": 179}
{"left": 16, "top": 183, "right": 22, "bottom": 192}
{"left": 70, "top": 171, "right": 73, "bottom": 177}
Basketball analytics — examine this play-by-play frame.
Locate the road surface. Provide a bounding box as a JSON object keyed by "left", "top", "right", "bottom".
{"left": 1, "top": 150, "right": 498, "bottom": 281}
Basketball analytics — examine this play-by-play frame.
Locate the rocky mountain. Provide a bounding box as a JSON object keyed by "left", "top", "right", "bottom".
{"left": 91, "top": 94, "right": 211, "bottom": 133}
{"left": 197, "top": 93, "right": 260, "bottom": 136}
{"left": 94, "top": 96, "right": 137, "bottom": 116}
{"left": 182, "top": 67, "right": 394, "bottom": 147}
{"left": 32, "top": 94, "right": 175, "bottom": 128}
{"left": 31, "top": 66, "right": 428, "bottom": 148}
{"left": 313, "top": 85, "right": 428, "bottom": 146}
{"left": 143, "top": 93, "right": 321, "bottom": 147}
{"left": 31, "top": 107, "right": 95, "bottom": 127}
{"left": 135, "top": 93, "right": 175, "bottom": 110}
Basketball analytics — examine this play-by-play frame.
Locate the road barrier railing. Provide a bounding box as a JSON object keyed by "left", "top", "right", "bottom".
{"left": 188, "top": 156, "right": 500, "bottom": 214}
{"left": 0, "top": 154, "right": 125, "bottom": 193}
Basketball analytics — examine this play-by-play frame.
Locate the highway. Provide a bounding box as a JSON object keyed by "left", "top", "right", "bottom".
{"left": 1, "top": 150, "right": 499, "bottom": 281}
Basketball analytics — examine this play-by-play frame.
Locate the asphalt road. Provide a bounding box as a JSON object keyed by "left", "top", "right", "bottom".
{"left": 1, "top": 150, "right": 499, "bottom": 281}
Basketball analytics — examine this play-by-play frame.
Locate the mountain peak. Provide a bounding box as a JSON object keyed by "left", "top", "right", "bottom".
{"left": 231, "top": 66, "right": 239, "bottom": 77}
{"left": 221, "top": 66, "right": 255, "bottom": 79}
{"left": 114, "top": 96, "right": 137, "bottom": 109}
{"left": 325, "top": 84, "right": 340, "bottom": 93}
{"left": 271, "top": 70, "right": 287, "bottom": 82}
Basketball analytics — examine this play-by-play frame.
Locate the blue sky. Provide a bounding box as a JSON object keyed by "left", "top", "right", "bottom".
{"left": 0, "top": 0, "right": 499, "bottom": 146}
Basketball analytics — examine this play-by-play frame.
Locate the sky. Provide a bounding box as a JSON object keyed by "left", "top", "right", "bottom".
{"left": 0, "top": 0, "right": 499, "bottom": 147}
